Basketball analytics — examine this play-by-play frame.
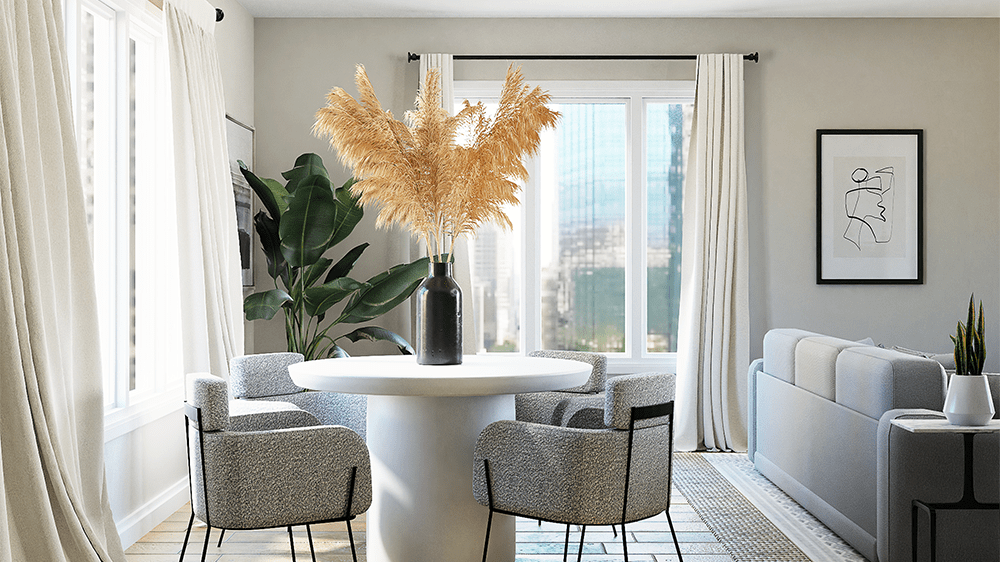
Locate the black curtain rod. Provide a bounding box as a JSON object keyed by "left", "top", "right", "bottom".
{"left": 407, "top": 52, "right": 758, "bottom": 63}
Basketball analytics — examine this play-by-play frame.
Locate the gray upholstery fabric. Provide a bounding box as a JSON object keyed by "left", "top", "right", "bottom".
{"left": 229, "top": 352, "right": 304, "bottom": 398}
{"left": 877, "top": 409, "right": 998, "bottom": 562}
{"left": 836, "top": 346, "right": 946, "bottom": 419}
{"left": 474, "top": 372, "right": 675, "bottom": 526}
{"left": 750, "top": 328, "right": 998, "bottom": 562}
{"left": 605, "top": 372, "right": 675, "bottom": 430}
{"left": 527, "top": 350, "right": 607, "bottom": 393}
{"left": 186, "top": 373, "right": 230, "bottom": 431}
{"left": 229, "top": 352, "right": 368, "bottom": 440}
{"left": 516, "top": 351, "right": 607, "bottom": 427}
{"left": 185, "top": 373, "right": 372, "bottom": 532}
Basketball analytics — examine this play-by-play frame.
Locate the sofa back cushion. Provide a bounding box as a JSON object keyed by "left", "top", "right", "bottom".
{"left": 836, "top": 346, "right": 947, "bottom": 419}
{"left": 763, "top": 328, "right": 821, "bottom": 384}
{"left": 795, "top": 336, "right": 865, "bottom": 400}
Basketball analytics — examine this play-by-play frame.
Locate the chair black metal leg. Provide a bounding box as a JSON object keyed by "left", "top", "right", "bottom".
{"left": 577, "top": 524, "right": 587, "bottom": 562}
{"left": 347, "top": 519, "right": 358, "bottom": 562}
{"left": 216, "top": 528, "right": 225, "bottom": 547}
{"left": 288, "top": 526, "right": 297, "bottom": 562}
{"left": 200, "top": 526, "right": 211, "bottom": 562}
{"left": 481, "top": 508, "right": 494, "bottom": 562}
{"left": 666, "top": 511, "right": 684, "bottom": 562}
{"left": 563, "top": 524, "right": 571, "bottom": 562}
{"left": 621, "top": 522, "right": 628, "bottom": 562}
{"left": 178, "top": 512, "right": 195, "bottom": 562}
{"left": 306, "top": 524, "right": 316, "bottom": 562}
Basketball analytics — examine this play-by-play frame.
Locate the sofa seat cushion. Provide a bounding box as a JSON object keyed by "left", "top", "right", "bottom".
{"left": 836, "top": 347, "right": 947, "bottom": 419}
{"left": 795, "top": 336, "right": 865, "bottom": 400}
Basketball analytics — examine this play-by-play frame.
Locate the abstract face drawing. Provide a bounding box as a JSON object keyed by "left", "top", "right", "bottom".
{"left": 843, "top": 166, "right": 894, "bottom": 251}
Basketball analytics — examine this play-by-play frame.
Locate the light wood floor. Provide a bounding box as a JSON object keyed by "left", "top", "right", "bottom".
{"left": 125, "top": 489, "right": 733, "bottom": 562}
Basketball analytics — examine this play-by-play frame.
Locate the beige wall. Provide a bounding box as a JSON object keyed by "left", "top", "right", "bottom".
{"left": 252, "top": 17, "right": 1000, "bottom": 367}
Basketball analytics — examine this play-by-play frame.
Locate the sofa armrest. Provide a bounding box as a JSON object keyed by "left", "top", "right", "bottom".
{"left": 747, "top": 358, "right": 764, "bottom": 462}
{"left": 876, "top": 409, "right": 999, "bottom": 562}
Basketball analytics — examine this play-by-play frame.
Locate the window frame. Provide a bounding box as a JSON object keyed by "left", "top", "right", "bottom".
{"left": 454, "top": 80, "right": 695, "bottom": 373}
{"left": 64, "top": 0, "right": 180, "bottom": 433}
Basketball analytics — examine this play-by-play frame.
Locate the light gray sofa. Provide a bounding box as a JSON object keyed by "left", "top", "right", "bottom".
{"left": 748, "top": 328, "right": 999, "bottom": 562}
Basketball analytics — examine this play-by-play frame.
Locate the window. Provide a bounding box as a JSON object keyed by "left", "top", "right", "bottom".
{"left": 457, "top": 81, "right": 693, "bottom": 370}
{"left": 65, "top": 0, "right": 170, "bottom": 411}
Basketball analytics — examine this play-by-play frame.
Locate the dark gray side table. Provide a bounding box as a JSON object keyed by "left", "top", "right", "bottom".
{"left": 891, "top": 418, "right": 1000, "bottom": 562}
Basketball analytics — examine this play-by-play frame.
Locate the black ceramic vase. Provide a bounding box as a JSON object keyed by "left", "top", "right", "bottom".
{"left": 415, "top": 262, "right": 463, "bottom": 365}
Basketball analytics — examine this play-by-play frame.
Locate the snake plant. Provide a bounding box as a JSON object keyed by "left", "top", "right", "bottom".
{"left": 951, "top": 294, "right": 986, "bottom": 376}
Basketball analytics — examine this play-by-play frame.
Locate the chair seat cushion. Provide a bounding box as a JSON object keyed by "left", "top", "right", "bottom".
{"left": 516, "top": 391, "right": 603, "bottom": 427}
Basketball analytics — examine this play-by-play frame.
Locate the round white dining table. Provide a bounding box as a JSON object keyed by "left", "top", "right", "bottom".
{"left": 288, "top": 354, "right": 591, "bottom": 562}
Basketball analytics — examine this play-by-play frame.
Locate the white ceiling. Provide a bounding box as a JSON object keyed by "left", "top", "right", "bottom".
{"left": 235, "top": 0, "right": 1000, "bottom": 18}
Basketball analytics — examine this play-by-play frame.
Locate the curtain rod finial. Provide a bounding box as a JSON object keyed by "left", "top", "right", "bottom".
{"left": 408, "top": 52, "right": 420, "bottom": 63}
{"left": 747, "top": 52, "right": 759, "bottom": 63}
{"left": 216, "top": 7, "right": 224, "bottom": 22}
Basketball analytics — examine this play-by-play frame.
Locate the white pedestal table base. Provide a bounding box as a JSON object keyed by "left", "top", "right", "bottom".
{"left": 366, "top": 394, "right": 515, "bottom": 562}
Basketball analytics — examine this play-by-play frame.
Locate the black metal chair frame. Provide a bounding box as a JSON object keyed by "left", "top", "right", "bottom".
{"left": 479, "top": 400, "right": 684, "bottom": 562}
{"left": 179, "top": 403, "right": 361, "bottom": 562}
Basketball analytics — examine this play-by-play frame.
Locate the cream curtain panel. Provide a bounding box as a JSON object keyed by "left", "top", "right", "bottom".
{"left": 165, "top": 0, "right": 244, "bottom": 377}
{"left": 0, "top": 0, "right": 125, "bottom": 559}
{"left": 675, "top": 54, "right": 750, "bottom": 453}
{"left": 417, "top": 53, "right": 479, "bottom": 355}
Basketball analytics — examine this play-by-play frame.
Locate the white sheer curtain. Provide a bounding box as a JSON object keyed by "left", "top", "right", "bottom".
{"left": 0, "top": 0, "right": 125, "bottom": 559}
{"left": 418, "top": 53, "right": 479, "bottom": 355}
{"left": 165, "top": 0, "right": 244, "bottom": 377}
{"left": 675, "top": 54, "right": 750, "bottom": 453}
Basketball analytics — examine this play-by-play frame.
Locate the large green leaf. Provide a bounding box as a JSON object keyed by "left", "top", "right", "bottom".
{"left": 240, "top": 164, "right": 288, "bottom": 219}
{"left": 253, "top": 211, "right": 286, "bottom": 283}
{"left": 301, "top": 258, "right": 333, "bottom": 290}
{"left": 326, "top": 243, "right": 369, "bottom": 284}
{"left": 342, "top": 326, "right": 414, "bottom": 355}
{"left": 282, "top": 153, "right": 330, "bottom": 194}
{"left": 279, "top": 174, "right": 337, "bottom": 267}
{"left": 337, "top": 257, "right": 430, "bottom": 324}
{"left": 303, "top": 277, "right": 367, "bottom": 318}
{"left": 329, "top": 182, "right": 364, "bottom": 249}
{"left": 244, "top": 289, "right": 292, "bottom": 321}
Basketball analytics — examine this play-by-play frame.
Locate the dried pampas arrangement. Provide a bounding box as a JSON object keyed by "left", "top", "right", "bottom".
{"left": 313, "top": 64, "right": 559, "bottom": 262}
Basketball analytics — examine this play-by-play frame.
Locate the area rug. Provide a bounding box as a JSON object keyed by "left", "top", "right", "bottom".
{"left": 673, "top": 453, "right": 868, "bottom": 562}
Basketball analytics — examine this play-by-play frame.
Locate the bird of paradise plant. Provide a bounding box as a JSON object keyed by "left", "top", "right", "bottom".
{"left": 312, "top": 64, "right": 559, "bottom": 261}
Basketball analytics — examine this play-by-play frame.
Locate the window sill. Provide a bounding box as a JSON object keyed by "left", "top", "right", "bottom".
{"left": 104, "top": 385, "right": 184, "bottom": 442}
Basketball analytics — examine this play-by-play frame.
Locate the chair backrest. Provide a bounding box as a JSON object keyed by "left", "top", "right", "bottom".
{"left": 229, "top": 352, "right": 304, "bottom": 399}
{"left": 528, "top": 350, "right": 607, "bottom": 394}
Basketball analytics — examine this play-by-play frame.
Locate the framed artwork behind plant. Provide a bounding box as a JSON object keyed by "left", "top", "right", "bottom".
{"left": 816, "top": 129, "right": 923, "bottom": 284}
{"left": 226, "top": 115, "right": 254, "bottom": 287}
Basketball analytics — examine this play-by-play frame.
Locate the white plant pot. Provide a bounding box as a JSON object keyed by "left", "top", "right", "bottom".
{"left": 943, "top": 374, "right": 995, "bottom": 426}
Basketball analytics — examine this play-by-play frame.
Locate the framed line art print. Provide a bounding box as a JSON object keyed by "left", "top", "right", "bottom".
{"left": 816, "top": 129, "right": 923, "bottom": 284}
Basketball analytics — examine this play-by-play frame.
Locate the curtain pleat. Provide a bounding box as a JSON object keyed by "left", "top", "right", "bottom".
{"left": 675, "top": 54, "right": 750, "bottom": 452}
{"left": 417, "top": 53, "right": 480, "bottom": 355}
{"left": 0, "top": 0, "right": 126, "bottom": 559}
{"left": 165, "top": 0, "right": 244, "bottom": 378}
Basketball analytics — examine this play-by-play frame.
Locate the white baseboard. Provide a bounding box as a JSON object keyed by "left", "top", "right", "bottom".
{"left": 116, "top": 477, "right": 189, "bottom": 549}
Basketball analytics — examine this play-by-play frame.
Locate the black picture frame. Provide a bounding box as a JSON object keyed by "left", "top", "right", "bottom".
{"left": 816, "top": 129, "right": 923, "bottom": 284}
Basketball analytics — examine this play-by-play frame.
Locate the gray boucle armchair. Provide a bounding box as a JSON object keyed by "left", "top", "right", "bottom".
{"left": 515, "top": 350, "right": 608, "bottom": 428}
{"left": 475, "top": 372, "right": 683, "bottom": 562}
{"left": 181, "top": 373, "right": 371, "bottom": 562}
{"left": 230, "top": 352, "right": 367, "bottom": 440}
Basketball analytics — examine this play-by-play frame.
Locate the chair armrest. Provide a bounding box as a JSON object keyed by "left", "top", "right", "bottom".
{"left": 199, "top": 425, "right": 371, "bottom": 529}
{"left": 473, "top": 420, "right": 671, "bottom": 525}
{"left": 876, "top": 409, "right": 999, "bottom": 562}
